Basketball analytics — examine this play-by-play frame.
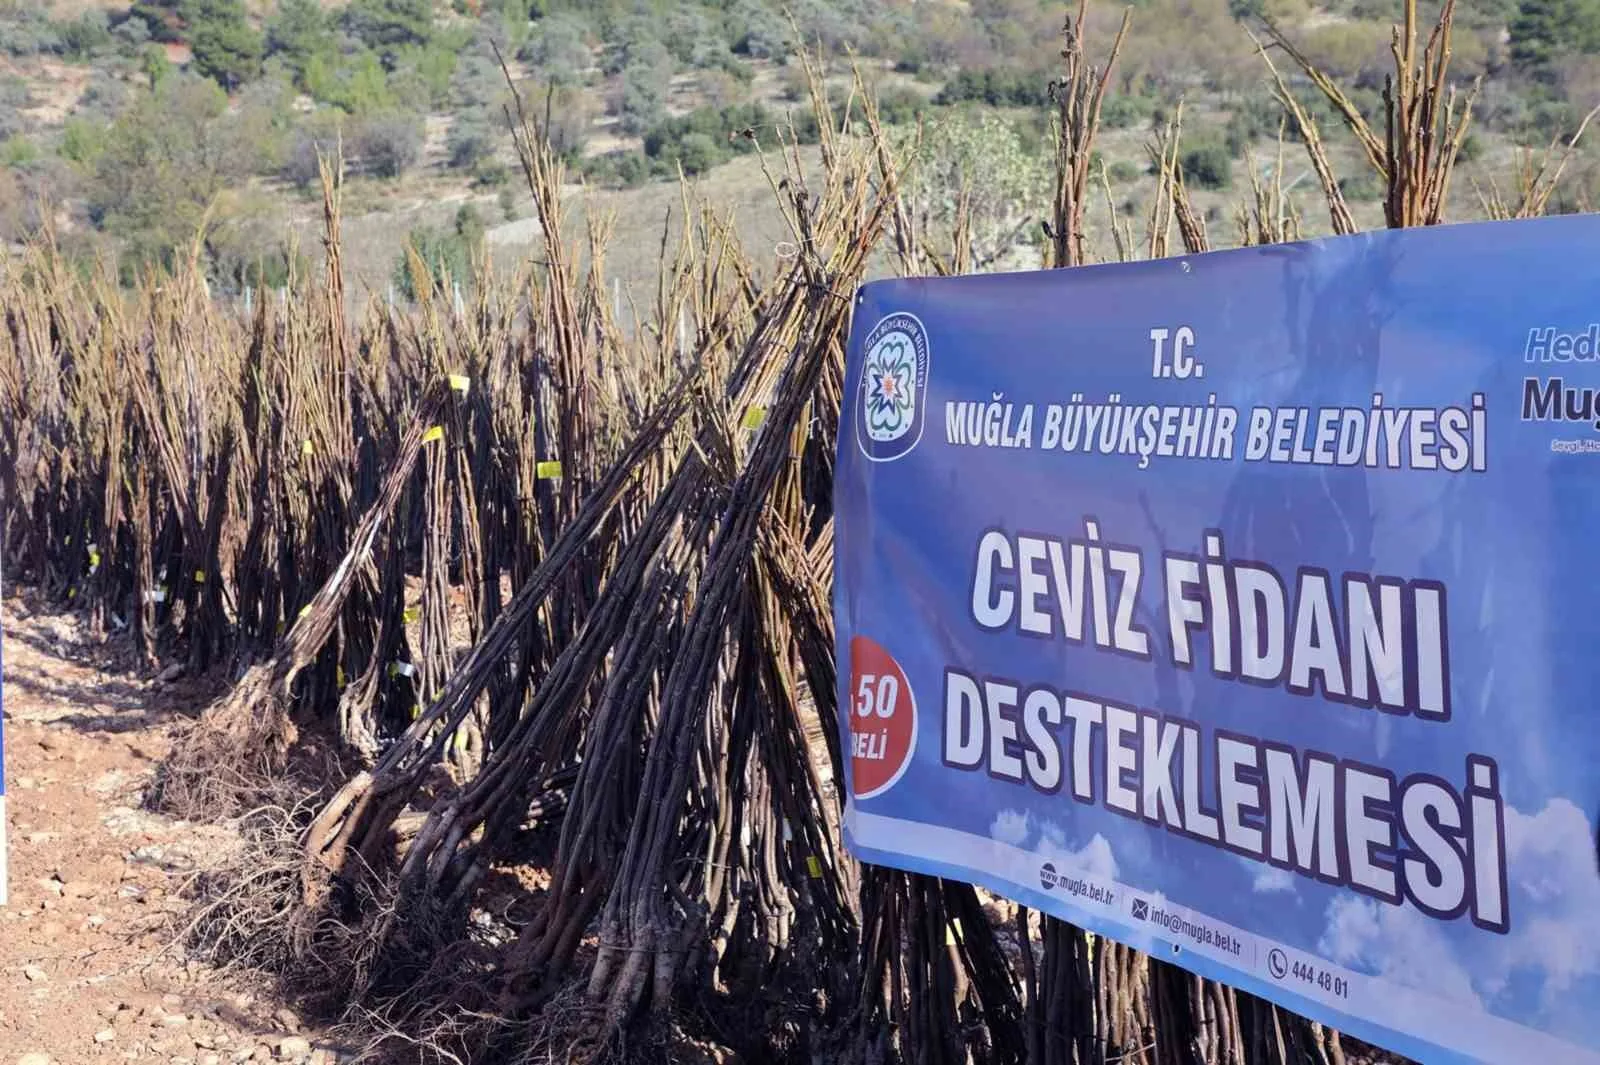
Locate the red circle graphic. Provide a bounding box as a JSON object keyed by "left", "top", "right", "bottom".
{"left": 847, "top": 635, "right": 918, "bottom": 799}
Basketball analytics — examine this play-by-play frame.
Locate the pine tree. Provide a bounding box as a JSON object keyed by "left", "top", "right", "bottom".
{"left": 343, "top": 0, "right": 436, "bottom": 67}
{"left": 129, "top": 0, "right": 183, "bottom": 43}
{"left": 267, "top": 0, "right": 336, "bottom": 86}
{"left": 181, "top": 0, "right": 264, "bottom": 90}
{"left": 1510, "top": 0, "right": 1600, "bottom": 72}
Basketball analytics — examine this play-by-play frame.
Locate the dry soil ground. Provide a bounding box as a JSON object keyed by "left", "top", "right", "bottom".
{"left": 0, "top": 592, "right": 347, "bottom": 1065}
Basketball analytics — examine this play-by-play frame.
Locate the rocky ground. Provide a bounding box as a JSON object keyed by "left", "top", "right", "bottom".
{"left": 0, "top": 593, "right": 349, "bottom": 1065}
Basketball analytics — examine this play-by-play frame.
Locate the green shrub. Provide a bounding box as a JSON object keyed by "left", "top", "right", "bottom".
{"left": 518, "top": 12, "right": 590, "bottom": 87}
{"left": 1180, "top": 141, "right": 1233, "bottom": 190}
{"left": 0, "top": 10, "right": 62, "bottom": 56}
{"left": 614, "top": 151, "right": 650, "bottom": 186}
{"left": 642, "top": 103, "right": 767, "bottom": 160}
{"left": 1338, "top": 169, "right": 1383, "bottom": 202}
{"left": 672, "top": 132, "right": 720, "bottom": 175}
{"left": 729, "top": 0, "right": 790, "bottom": 60}
{"left": 57, "top": 11, "right": 114, "bottom": 60}
{"left": 1101, "top": 93, "right": 1157, "bottom": 130}
{"left": 448, "top": 115, "right": 494, "bottom": 170}
{"left": 355, "top": 111, "right": 423, "bottom": 179}
{"left": 60, "top": 118, "right": 108, "bottom": 168}
{"left": 1226, "top": 93, "right": 1283, "bottom": 155}
{"left": 284, "top": 114, "right": 343, "bottom": 190}
{"left": 0, "top": 78, "right": 30, "bottom": 141}
{"left": 473, "top": 158, "right": 511, "bottom": 188}
{"left": 304, "top": 49, "right": 394, "bottom": 113}
{"left": 1107, "top": 159, "right": 1142, "bottom": 184}
{"left": 0, "top": 135, "right": 38, "bottom": 168}
{"left": 392, "top": 203, "right": 484, "bottom": 301}
{"left": 876, "top": 87, "right": 928, "bottom": 127}
{"left": 616, "top": 41, "right": 672, "bottom": 135}
{"left": 934, "top": 67, "right": 1049, "bottom": 108}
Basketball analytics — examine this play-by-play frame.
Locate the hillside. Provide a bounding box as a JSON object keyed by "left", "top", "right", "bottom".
{"left": 1, "top": 0, "right": 1597, "bottom": 302}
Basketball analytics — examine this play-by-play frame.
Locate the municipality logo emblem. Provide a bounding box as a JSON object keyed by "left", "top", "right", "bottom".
{"left": 856, "top": 312, "right": 929, "bottom": 462}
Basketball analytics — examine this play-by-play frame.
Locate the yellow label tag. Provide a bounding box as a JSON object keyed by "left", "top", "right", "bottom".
{"left": 421, "top": 425, "right": 444, "bottom": 444}
{"left": 806, "top": 855, "right": 822, "bottom": 878}
{"left": 301, "top": 439, "right": 314, "bottom": 455}
{"left": 194, "top": 570, "right": 206, "bottom": 584}
{"left": 336, "top": 665, "right": 346, "bottom": 688}
{"left": 88, "top": 549, "right": 100, "bottom": 568}
{"left": 448, "top": 374, "right": 470, "bottom": 394}
{"left": 537, "top": 460, "right": 563, "bottom": 479}
{"left": 65, "top": 535, "right": 72, "bottom": 545}
{"left": 947, "top": 917, "right": 962, "bottom": 946}
{"left": 741, "top": 405, "right": 768, "bottom": 430}
{"left": 410, "top": 704, "right": 421, "bottom": 720}
{"left": 67, "top": 587, "right": 76, "bottom": 599}
{"left": 452, "top": 730, "right": 468, "bottom": 751}
{"left": 298, "top": 604, "right": 311, "bottom": 618}
{"left": 402, "top": 606, "right": 420, "bottom": 623}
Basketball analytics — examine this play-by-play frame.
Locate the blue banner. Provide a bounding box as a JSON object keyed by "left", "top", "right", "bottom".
{"left": 834, "top": 215, "right": 1600, "bottom": 1065}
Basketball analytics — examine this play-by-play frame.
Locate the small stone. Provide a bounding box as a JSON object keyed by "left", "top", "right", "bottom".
{"left": 274, "top": 1037, "right": 311, "bottom": 1061}
{"left": 273, "top": 1009, "right": 299, "bottom": 1032}
{"left": 17, "top": 1054, "right": 52, "bottom": 1065}
{"left": 36, "top": 879, "right": 63, "bottom": 898}
{"left": 94, "top": 1030, "right": 116, "bottom": 1044}
{"left": 162, "top": 1014, "right": 190, "bottom": 1028}
{"left": 22, "top": 965, "right": 47, "bottom": 983}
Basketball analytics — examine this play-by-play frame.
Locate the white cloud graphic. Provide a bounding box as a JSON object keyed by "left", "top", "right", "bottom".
{"left": 1252, "top": 867, "right": 1295, "bottom": 894}
{"left": 1318, "top": 894, "right": 1483, "bottom": 1008}
{"left": 1037, "top": 822, "right": 1119, "bottom": 882}
{"left": 1316, "top": 797, "right": 1600, "bottom": 1022}
{"left": 1491, "top": 798, "right": 1600, "bottom": 1000}
{"left": 989, "top": 808, "right": 1032, "bottom": 847}
{"left": 985, "top": 808, "right": 1119, "bottom": 882}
